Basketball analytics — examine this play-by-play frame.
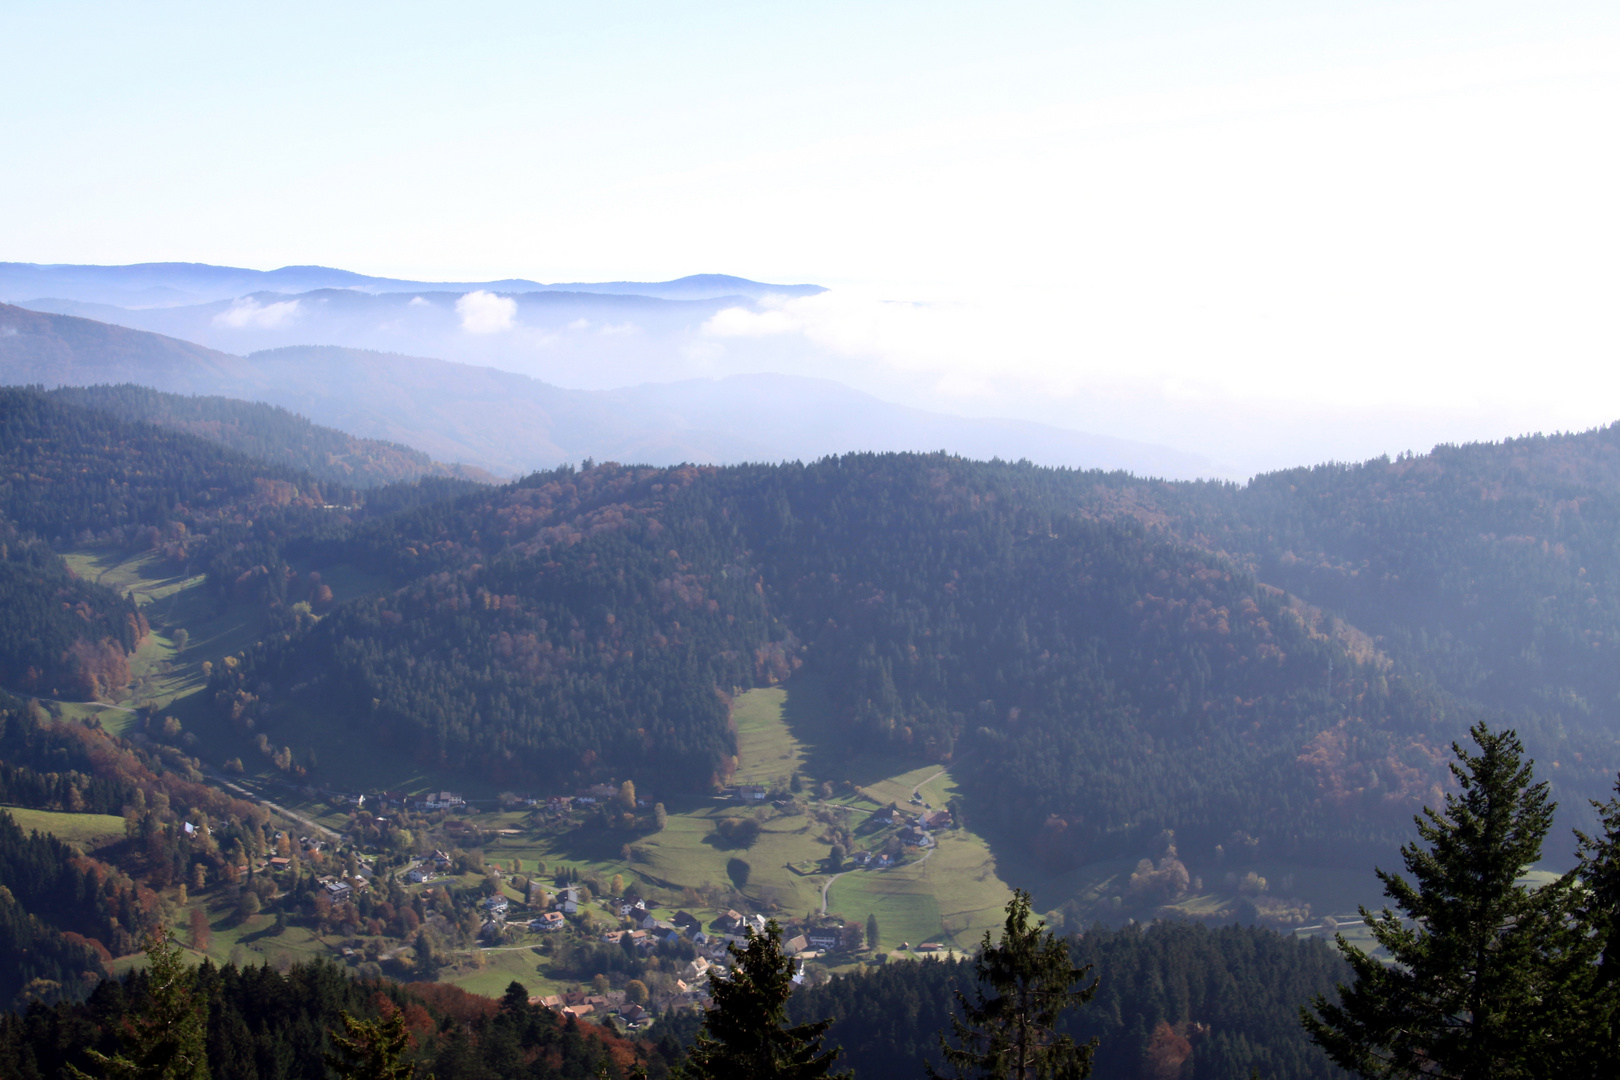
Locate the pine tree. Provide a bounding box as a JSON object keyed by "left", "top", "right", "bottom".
{"left": 867, "top": 912, "right": 880, "bottom": 952}
{"left": 1571, "top": 778, "right": 1620, "bottom": 1073}
{"left": 1302, "top": 723, "right": 1588, "bottom": 1079}
{"left": 325, "top": 1008, "right": 421, "bottom": 1080}
{"left": 681, "top": 920, "right": 848, "bottom": 1080}
{"left": 930, "top": 889, "right": 1097, "bottom": 1080}
{"left": 69, "top": 928, "right": 210, "bottom": 1080}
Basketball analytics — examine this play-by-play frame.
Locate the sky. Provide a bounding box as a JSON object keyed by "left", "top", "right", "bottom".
{"left": 3, "top": 0, "right": 1619, "bottom": 475}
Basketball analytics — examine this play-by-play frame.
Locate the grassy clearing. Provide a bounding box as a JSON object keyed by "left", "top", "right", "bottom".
{"left": 730, "top": 688, "right": 804, "bottom": 787}
{"left": 2, "top": 806, "right": 125, "bottom": 845}
{"left": 446, "top": 684, "right": 1020, "bottom": 963}
{"left": 442, "top": 949, "right": 554, "bottom": 999}
{"left": 860, "top": 765, "right": 951, "bottom": 810}
{"left": 827, "top": 827, "right": 1013, "bottom": 952}
{"left": 55, "top": 547, "right": 459, "bottom": 795}
{"left": 160, "top": 887, "right": 572, "bottom": 1002}
{"left": 61, "top": 548, "right": 262, "bottom": 723}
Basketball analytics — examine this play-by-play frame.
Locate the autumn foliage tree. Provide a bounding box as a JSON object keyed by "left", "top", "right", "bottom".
{"left": 187, "top": 909, "right": 210, "bottom": 953}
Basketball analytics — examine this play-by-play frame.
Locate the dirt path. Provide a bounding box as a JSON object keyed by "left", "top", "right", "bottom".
{"left": 912, "top": 769, "right": 947, "bottom": 799}
{"left": 23, "top": 694, "right": 139, "bottom": 713}
{"left": 819, "top": 871, "right": 847, "bottom": 914}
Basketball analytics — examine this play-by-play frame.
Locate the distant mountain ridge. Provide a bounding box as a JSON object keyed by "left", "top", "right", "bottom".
{"left": 0, "top": 303, "right": 1215, "bottom": 478}
{"left": 17, "top": 288, "right": 772, "bottom": 379}
{"left": 0, "top": 261, "right": 824, "bottom": 307}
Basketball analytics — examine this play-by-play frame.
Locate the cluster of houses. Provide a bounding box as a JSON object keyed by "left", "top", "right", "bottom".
{"left": 527, "top": 988, "right": 654, "bottom": 1027}
{"left": 329, "top": 781, "right": 666, "bottom": 818}
{"left": 332, "top": 790, "right": 468, "bottom": 812}
{"left": 515, "top": 903, "right": 853, "bottom": 1025}
{"left": 255, "top": 832, "right": 328, "bottom": 876}
{"left": 869, "top": 804, "right": 953, "bottom": 850}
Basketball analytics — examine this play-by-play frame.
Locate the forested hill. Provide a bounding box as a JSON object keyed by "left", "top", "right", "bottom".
{"left": 0, "top": 385, "right": 348, "bottom": 544}
{"left": 1074, "top": 426, "right": 1620, "bottom": 814}
{"left": 216, "top": 455, "right": 1462, "bottom": 874}
{"left": 47, "top": 385, "right": 496, "bottom": 488}
{"left": 7, "top": 376, "right": 1620, "bottom": 898}
{"left": 0, "top": 386, "right": 469, "bottom": 701}
{"left": 1232, "top": 431, "right": 1620, "bottom": 738}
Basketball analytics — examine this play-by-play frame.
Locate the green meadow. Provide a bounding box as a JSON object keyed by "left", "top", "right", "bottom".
{"left": 2, "top": 806, "right": 126, "bottom": 846}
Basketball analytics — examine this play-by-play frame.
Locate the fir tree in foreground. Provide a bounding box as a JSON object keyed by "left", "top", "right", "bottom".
{"left": 326, "top": 1008, "right": 423, "bottom": 1080}
{"left": 680, "top": 920, "right": 848, "bottom": 1080}
{"left": 1301, "top": 723, "right": 1595, "bottom": 1079}
{"left": 69, "top": 928, "right": 209, "bottom": 1080}
{"left": 930, "top": 889, "right": 1097, "bottom": 1080}
{"left": 1573, "top": 778, "right": 1620, "bottom": 1072}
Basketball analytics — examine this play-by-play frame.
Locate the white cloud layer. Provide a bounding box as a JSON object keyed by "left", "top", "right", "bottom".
{"left": 455, "top": 290, "right": 517, "bottom": 334}
{"left": 212, "top": 298, "right": 301, "bottom": 329}
{"left": 5, "top": 5, "right": 1616, "bottom": 476}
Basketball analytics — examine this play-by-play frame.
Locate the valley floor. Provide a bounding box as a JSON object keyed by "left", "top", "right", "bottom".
{"left": 40, "top": 543, "right": 1401, "bottom": 1003}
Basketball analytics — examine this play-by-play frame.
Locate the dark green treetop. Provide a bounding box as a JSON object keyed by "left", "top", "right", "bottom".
{"left": 1302, "top": 723, "right": 1593, "bottom": 1079}
{"left": 681, "top": 919, "right": 848, "bottom": 1080}
{"left": 325, "top": 1007, "right": 424, "bottom": 1080}
{"left": 1572, "top": 779, "right": 1620, "bottom": 1073}
{"left": 931, "top": 889, "right": 1097, "bottom": 1080}
{"left": 69, "top": 928, "right": 209, "bottom": 1080}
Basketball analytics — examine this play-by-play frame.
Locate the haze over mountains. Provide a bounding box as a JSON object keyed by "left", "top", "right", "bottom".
{"left": 0, "top": 295, "right": 1212, "bottom": 479}
{"left": 0, "top": 261, "right": 824, "bottom": 307}
{"left": 3, "top": 262, "right": 834, "bottom": 392}
{"left": 0, "top": 261, "right": 1225, "bottom": 477}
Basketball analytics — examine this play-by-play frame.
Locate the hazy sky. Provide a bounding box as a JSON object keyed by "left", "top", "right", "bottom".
{"left": 4, "top": 1, "right": 1619, "bottom": 473}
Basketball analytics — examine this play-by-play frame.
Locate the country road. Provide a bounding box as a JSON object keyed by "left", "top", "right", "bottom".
{"left": 30, "top": 690, "right": 340, "bottom": 841}
{"left": 813, "top": 768, "right": 949, "bottom": 914}
{"left": 206, "top": 770, "right": 342, "bottom": 841}
{"left": 821, "top": 838, "right": 937, "bottom": 914}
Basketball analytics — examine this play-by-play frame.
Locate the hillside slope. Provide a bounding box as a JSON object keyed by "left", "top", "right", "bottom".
{"left": 47, "top": 384, "right": 494, "bottom": 488}
{"left": 214, "top": 455, "right": 1455, "bottom": 874}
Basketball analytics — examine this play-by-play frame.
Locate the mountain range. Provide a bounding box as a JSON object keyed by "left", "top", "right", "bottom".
{"left": 0, "top": 261, "right": 825, "bottom": 307}
{"left": 0, "top": 302, "right": 1213, "bottom": 478}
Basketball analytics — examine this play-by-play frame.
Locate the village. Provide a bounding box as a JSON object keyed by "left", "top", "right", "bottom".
{"left": 239, "top": 769, "right": 965, "bottom": 1030}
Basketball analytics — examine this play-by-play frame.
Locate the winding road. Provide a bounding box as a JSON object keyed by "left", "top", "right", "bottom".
{"left": 820, "top": 833, "right": 939, "bottom": 914}
{"left": 815, "top": 767, "right": 951, "bottom": 914}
